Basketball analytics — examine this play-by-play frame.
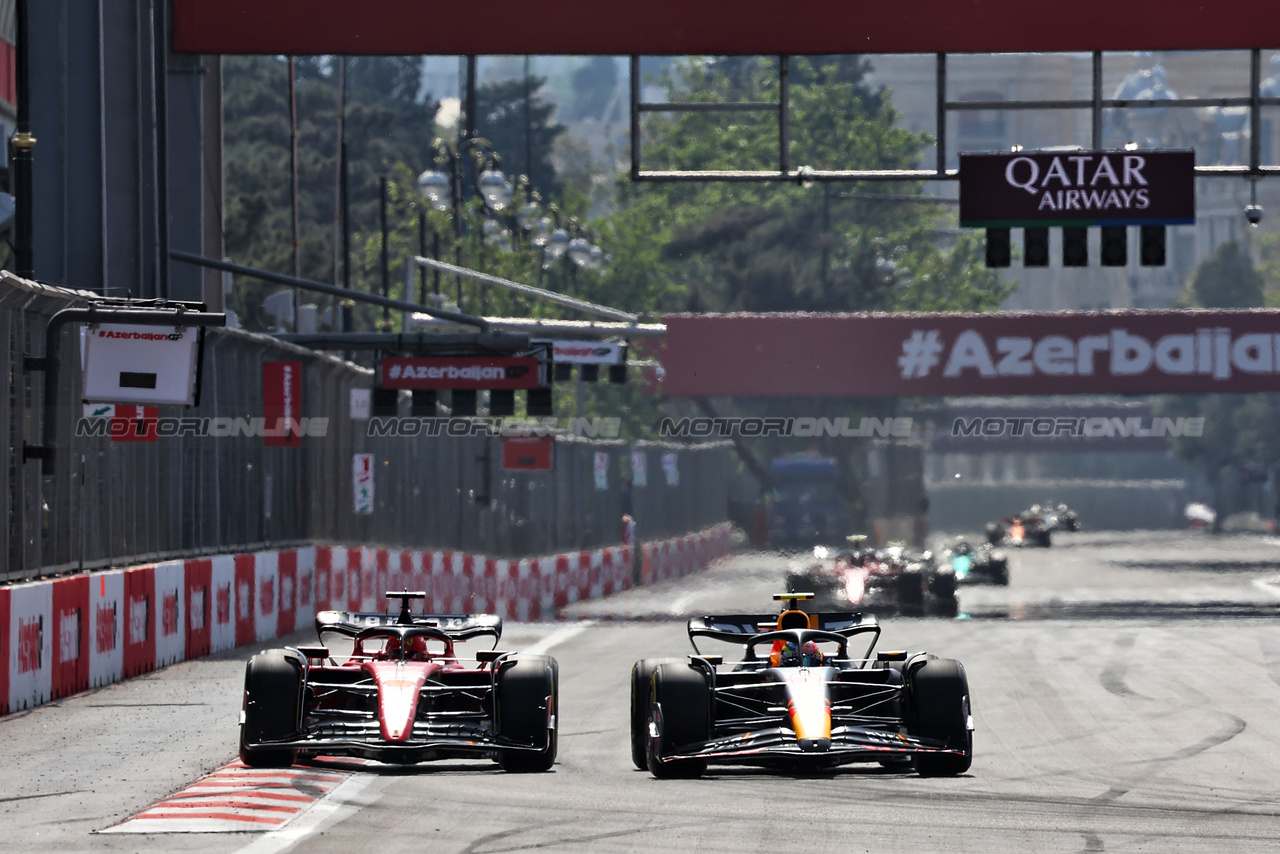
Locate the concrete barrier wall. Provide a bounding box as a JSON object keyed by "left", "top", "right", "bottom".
{"left": 0, "top": 523, "right": 733, "bottom": 715}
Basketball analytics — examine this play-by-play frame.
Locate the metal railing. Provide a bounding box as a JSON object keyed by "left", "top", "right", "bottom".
{"left": 1, "top": 275, "right": 730, "bottom": 583}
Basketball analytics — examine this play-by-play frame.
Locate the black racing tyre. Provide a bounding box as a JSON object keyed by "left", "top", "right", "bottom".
{"left": 908, "top": 658, "right": 972, "bottom": 777}
{"left": 495, "top": 654, "right": 559, "bottom": 772}
{"left": 985, "top": 523, "right": 1003, "bottom": 545}
{"left": 1035, "top": 530, "right": 1052, "bottom": 548}
{"left": 646, "top": 663, "right": 710, "bottom": 779}
{"left": 992, "top": 559, "right": 1010, "bottom": 587}
{"left": 630, "top": 658, "right": 681, "bottom": 770}
{"left": 898, "top": 571, "right": 925, "bottom": 617}
{"left": 240, "top": 650, "right": 303, "bottom": 768}
{"left": 930, "top": 593, "right": 960, "bottom": 619}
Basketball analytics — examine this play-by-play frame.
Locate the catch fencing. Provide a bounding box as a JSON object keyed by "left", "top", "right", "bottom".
{"left": 1, "top": 274, "right": 731, "bottom": 583}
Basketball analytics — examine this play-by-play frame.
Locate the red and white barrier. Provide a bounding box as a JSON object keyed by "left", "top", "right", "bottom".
{"left": 0, "top": 522, "right": 734, "bottom": 717}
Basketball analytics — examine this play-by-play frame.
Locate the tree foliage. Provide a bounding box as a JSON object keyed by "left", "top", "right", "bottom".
{"left": 604, "top": 56, "right": 1010, "bottom": 316}
{"left": 1159, "top": 238, "right": 1280, "bottom": 513}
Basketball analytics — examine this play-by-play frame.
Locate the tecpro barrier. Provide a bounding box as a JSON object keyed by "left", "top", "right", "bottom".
{"left": 0, "top": 523, "right": 733, "bottom": 715}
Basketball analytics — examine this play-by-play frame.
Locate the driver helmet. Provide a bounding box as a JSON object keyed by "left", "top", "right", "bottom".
{"left": 384, "top": 635, "right": 429, "bottom": 660}
{"left": 771, "top": 640, "right": 824, "bottom": 667}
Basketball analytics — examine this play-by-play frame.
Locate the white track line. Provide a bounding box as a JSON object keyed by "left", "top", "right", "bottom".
{"left": 232, "top": 775, "right": 383, "bottom": 854}
{"left": 524, "top": 620, "right": 595, "bottom": 655}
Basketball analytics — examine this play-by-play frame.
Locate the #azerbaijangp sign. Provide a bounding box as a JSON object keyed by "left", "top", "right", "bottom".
{"left": 959, "top": 150, "right": 1195, "bottom": 227}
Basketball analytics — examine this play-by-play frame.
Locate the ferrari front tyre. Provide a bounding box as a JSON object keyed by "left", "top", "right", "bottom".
{"left": 985, "top": 523, "right": 1003, "bottom": 545}
{"left": 646, "top": 663, "right": 710, "bottom": 779}
{"left": 630, "top": 658, "right": 681, "bottom": 770}
{"left": 908, "top": 658, "right": 973, "bottom": 777}
{"left": 239, "top": 650, "right": 303, "bottom": 768}
{"left": 495, "top": 654, "right": 559, "bottom": 772}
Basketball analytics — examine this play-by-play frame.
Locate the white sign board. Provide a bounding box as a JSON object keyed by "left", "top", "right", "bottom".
{"left": 537, "top": 339, "right": 625, "bottom": 365}
{"left": 82, "top": 324, "right": 201, "bottom": 405}
{"left": 631, "top": 450, "right": 647, "bottom": 488}
{"left": 663, "top": 452, "right": 679, "bottom": 487}
{"left": 594, "top": 451, "right": 609, "bottom": 490}
{"left": 353, "top": 453, "right": 375, "bottom": 515}
{"left": 350, "top": 388, "right": 371, "bottom": 420}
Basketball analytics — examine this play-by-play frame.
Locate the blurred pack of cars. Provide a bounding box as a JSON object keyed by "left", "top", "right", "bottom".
{"left": 785, "top": 538, "right": 959, "bottom": 617}
{"left": 985, "top": 502, "right": 1079, "bottom": 548}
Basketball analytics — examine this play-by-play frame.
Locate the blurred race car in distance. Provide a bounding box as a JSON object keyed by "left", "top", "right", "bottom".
{"left": 945, "top": 538, "right": 1009, "bottom": 586}
{"left": 238, "top": 591, "right": 558, "bottom": 772}
{"left": 786, "top": 539, "right": 958, "bottom": 617}
{"left": 986, "top": 512, "right": 1052, "bottom": 547}
{"left": 631, "top": 593, "right": 973, "bottom": 778}
{"left": 1031, "top": 502, "right": 1080, "bottom": 533}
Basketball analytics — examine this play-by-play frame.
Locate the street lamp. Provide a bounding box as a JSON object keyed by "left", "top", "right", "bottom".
{"left": 417, "top": 170, "right": 451, "bottom": 212}
{"left": 416, "top": 136, "right": 512, "bottom": 230}
{"left": 417, "top": 136, "right": 518, "bottom": 311}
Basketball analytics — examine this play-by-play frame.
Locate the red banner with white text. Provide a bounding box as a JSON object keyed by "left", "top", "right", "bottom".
{"left": 662, "top": 310, "right": 1280, "bottom": 397}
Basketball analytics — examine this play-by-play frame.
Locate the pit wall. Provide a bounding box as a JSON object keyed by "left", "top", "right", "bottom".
{"left": 0, "top": 523, "right": 733, "bottom": 715}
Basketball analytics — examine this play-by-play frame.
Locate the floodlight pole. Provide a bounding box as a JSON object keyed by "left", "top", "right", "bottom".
{"left": 23, "top": 304, "right": 227, "bottom": 475}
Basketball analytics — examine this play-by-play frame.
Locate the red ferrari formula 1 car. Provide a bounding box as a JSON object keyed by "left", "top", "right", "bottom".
{"left": 631, "top": 594, "right": 973, "bottom": 778}
{"left": 238, "top": 592, "right": 558, "bottom": 772}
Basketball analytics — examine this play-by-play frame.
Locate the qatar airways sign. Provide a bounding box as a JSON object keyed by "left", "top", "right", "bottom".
{"left": 661, "top": 311, "right": 1280, "bottom": 397}
{"left": 959, "top": 150, "right": 1194, "bottom": 227}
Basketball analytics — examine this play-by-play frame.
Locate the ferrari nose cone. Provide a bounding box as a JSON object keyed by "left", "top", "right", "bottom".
{"left": 797, "top": 737, "right": 831, "bottom": 752}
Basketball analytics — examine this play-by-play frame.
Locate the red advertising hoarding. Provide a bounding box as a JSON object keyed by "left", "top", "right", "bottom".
{"left": 172, "top": 0, "right": 1280, "bottom": 56}
{"left": 959, "top": 151, "right": 1195, "bottom": 227}
{"left": 380, "top": 356, "right": 542, "bottom": 390}
{"left": 263, "top": 361, "right": 303, "bottom": 447}
{"left": 661, "top": 311, "right": 1280, "bottom": 397}
{"left": 110, "top": 406, "right": 159, "bottom": 442}
{"left": 502, "top": 436, "right": 554, "bottom": 471}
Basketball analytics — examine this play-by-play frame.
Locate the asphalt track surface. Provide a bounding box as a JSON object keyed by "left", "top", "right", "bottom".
{"left": 4, "top": 529, "right": 1280, "bottom": 852}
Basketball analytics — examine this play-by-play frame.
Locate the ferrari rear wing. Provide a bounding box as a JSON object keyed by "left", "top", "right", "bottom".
{"left": 316, "top": 610, "right": 503, "bottom": 643}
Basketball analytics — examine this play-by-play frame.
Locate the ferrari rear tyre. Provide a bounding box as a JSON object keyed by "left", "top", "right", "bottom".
{"left": 495, "top": 654, "right": 559, "bottom": 772}
{"left": 631, "top": 658, "right": 681, "bottom": 770}
{"left": 908, "top": 658, "right": 972, "bottom": 777}
{"left": 646, "top": 663, "right": 710, "bottom": 779}
{"left": 239, "top": 650, "right": 302, "bottom": 768}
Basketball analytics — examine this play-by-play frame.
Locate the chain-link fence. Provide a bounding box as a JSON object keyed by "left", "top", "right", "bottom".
{"left": 2, "top": 276, "right": 731, "bottom": 583}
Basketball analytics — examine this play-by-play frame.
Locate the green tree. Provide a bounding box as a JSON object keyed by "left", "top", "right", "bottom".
{"left": 222, "top": 55, "right": 440, "bottom": 330}
{"left": 474, "top": 75, "right": 566, "bottom": 200}
{"left": 1179, "top": 240, "right": 1263, "bottom": 308}
{"left": 608, "top": 55, "right": 1009, "bottom": 316}
{"left": 1159, "top": 239, "right": 1280, "bottom": 522}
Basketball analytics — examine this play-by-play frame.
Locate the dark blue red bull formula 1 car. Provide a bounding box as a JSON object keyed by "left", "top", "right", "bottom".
{"left": 631, "top": 594, "right": 973, "bottom": 778}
